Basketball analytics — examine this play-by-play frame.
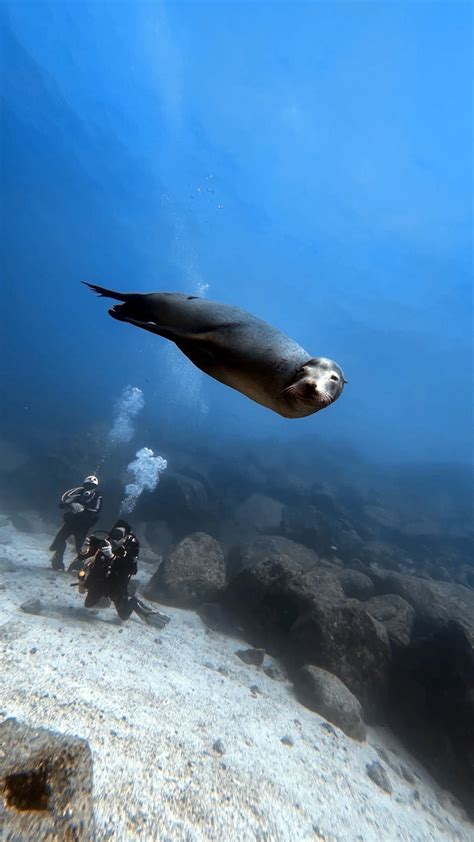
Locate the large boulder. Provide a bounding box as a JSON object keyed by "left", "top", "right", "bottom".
{"left": 389, "top": 619, "right": 474, "bottom": 819}
{"left": 143, "top": 520, "right": 174, "bottom": 558}
{"left": 281, "top": 504, "right": 336, "bottom": 554}
{"left": 223, "top": 559, "right": 390, "bottom": 719}
{"left": 0, "top": 718, "right": 94, "bottom": 841}
{"left": 234, "top": 494, "right": 284, "bottom": 533}
{"left": 369, "top": 572, "right": 474, "bottom": 819}
{"left": 135, "top": 472, "right": 216, "bottom": 540}
{"left": 364, "top": 594, "right": 415, "bottom": 649}
{"left": 290, "top": 598, "right": 390, "bottom": 719}
{"left": 294, "top": 665, "right": 367, "bottom": 741}
{"left": 233, "top": 535, "right": 320, "bottom": 576}
{"left": 336, "top": 569, "right": 374, "bottom": 600}
{"left": 381, "top": 573, "right": 474, "bottom": 636}
{"left": 144, "top": 532, "right": 226, "bottom": 608}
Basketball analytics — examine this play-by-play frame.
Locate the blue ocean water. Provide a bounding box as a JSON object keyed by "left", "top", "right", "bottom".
{"left": 0, "top": 2, "right": 473, "bottom": 838}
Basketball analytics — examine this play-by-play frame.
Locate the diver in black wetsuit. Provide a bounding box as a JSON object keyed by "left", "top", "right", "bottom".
{"left": 50, "top": 476, "right": 103, "bottom": 571}
{"left": 75, "top": 520, "right": 170, "bottom": 628}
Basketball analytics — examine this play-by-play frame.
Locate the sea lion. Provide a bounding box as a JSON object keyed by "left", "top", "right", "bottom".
{"left": 85, "top": 283, "right": 347, "bottom": 418}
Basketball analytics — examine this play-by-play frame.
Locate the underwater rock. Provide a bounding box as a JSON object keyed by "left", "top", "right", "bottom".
{"left": 234, "top": 493, "right": 284, "bottom": 534}
{"left": 364, "top": 594, "right": 415, "bottom": 649}
{"left": 281, "top": 504, "right": 336, "bottom": 555}
{"left": 290, "top": 600, "right": 391, "bottom": 720}
{"left": 0, "top": 523, "right": 15, "bottom": 545}
{"left": 380, "top": 573, "right": 474, "bottom": 635}
{"left": 136, "top": 472, "right": 215, "bottom": 541}
{"left": 143, "top": 520, "right": 174, "bottom": 558}
{"left": 336, "top": 569, "right": 374, "bottom": 600}
{"left": 453, "top": 564, "right": 474, "bottom": 589}
{"left": 303, "top": 567, "right": 346, "bottom": 602}
{"left": 388, "top": 617, "right": 474, "bottom": 819}
{"left": 144, "top": 532, "right": 226, "bottom": 608}
{"left": 223, "top": 558, "right": 390, "bottom": 719}
{"left": 357, "top": 540, "right": 406, "bottom": 571}
{"left": 366, "top": 760, "right": 392, "bottom": 794}
{"left": 232, "top": 535, "right": 320, "bottom": 577}
{"left": 294, "top": 665, "right": 366, "bottom": 741}
{"left": 0, "top": 557, "right": 17, "bottom": 573}
{"left": 20, "top": 598, "right": 42, "bottom": 615}
{"left": 263, "top": 662, "right": 286, "bottom": 682}
{"left": 212, "top": 739, "right": 225, "bottom": 755}
{"left": 8, "top": 511, "right": 48, "bottom": 535}
{"left": 197, "top": 602, "right": 236, "bottom": 634}
{"left": 235, "top": 647, "right": 265, "bottom": 667}
{"left": 0, "top": 717, "right": 94, "bottom": 841}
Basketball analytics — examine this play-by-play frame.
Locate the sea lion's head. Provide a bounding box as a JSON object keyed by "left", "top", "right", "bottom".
{"left": 282, "top": 357, "right": 347, "bottom": 413}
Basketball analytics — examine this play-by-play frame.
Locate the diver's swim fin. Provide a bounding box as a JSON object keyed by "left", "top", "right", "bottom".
{"left": 146, "top": 611, "right": 171, "bottom": 630}
{"left": 134, "top": 597, "right": 170, "bottom": 629}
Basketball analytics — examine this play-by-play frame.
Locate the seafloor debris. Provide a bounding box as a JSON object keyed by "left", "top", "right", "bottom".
{"left": 0, "top": 717, "right": 94, "bottom": 841}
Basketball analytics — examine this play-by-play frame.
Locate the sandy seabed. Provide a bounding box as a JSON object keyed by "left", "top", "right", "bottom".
{"left": 0, "top": 515, "right": 472, "bottom": 842}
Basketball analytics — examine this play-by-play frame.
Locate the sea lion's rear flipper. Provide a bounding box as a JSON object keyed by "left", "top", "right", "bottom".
{"left": 83, "top": 282, "right": 131, "bottom": 301}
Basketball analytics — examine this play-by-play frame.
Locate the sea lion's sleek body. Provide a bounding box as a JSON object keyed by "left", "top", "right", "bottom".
{"left": 86, "top": 284, "right": 346, "bottom": 418}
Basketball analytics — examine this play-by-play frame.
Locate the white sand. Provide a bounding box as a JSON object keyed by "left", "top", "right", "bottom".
{"left": 0, "top": 515, "right": 472, "bottom": 842}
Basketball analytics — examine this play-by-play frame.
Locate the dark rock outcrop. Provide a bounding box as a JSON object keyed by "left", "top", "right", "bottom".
{"left": 136, "top": 472, "right": 216, "bottom": 541}
{"left": 144, "top": 532, "right": 226, "bottom": 608}
{"left": 230, "top": 535, "right": 319, "bottom": 578}
{"left": 364, "top": 594, "right": 415, "bottom": 649}
{"left": 281, "top": 504, "right": 335, "bottom": 555}
{"left": 0, "top": 718, "right": 94, "bottom": 841}
{"left": 290, "top": 598, "right": 390, "bottom": 719}
{"left": 294, "top": 665, "right": 366, "bottom": 741}
{"left": 223, "top": 559, "right": 390, "bottom": 720}
{"left": 234, "top": 494, "right": 284, "bottom": 534}
{"left": 336, "top": 569, "right": 374, "bottom": 600}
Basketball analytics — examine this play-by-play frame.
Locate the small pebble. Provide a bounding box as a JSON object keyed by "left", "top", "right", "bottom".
{"left": 236, "top": 648, "right": 265, "bottom": 667}
{"left": 366, "top": 760, "right": 392, "bottom": 794}
{"left": 281, "top": 735, "right": 294, "bottom": 747}
{"left": 20, "top": 598, "right": 42, "bottom": 615}
{"left": 29, "top": 647, "right": 37, "bottom": 655}
{"left": 320, "top": 722, "right": 337, "bottom": 737}
{"left": 0, "top": 559, "right": 16, "bottom": 573}
{"left": 213, "top": 739, "right": 225, "bottom": 755}
{"left": 263, "top": 663, "right": 285, "bottom": 681}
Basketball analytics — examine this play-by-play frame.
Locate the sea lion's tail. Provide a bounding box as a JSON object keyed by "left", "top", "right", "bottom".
{"left": 82, "top": 282, "right": 130, "bottom": 302}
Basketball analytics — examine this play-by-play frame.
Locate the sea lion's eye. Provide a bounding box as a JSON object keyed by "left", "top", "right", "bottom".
{"left": 330, "top": 374, "right": 339, "bottom": 382}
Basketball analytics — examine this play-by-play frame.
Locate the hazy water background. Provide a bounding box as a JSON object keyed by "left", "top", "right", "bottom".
{"left": 1, "top": 1, "right": 472, "bottom": 500}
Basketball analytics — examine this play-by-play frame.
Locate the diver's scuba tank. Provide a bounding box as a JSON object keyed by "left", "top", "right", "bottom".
{"left": 72, "top": 532, "right": 110, "bottom": 592}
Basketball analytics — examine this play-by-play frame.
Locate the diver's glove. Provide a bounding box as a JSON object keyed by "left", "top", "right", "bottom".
{"left": 101, "top": 540, "right": 114, "bottom": 559}
{"left": 70, "top": 502, "right": 84, "bottom": 514}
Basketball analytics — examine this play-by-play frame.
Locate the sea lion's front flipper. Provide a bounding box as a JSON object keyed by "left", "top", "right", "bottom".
{"left": 111, "top": 308, "right": 241, "bottom": 348}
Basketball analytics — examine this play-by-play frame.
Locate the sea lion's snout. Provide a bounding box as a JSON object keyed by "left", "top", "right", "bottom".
{"left": 283, "top": 357, "right": 346, "bottom": 412}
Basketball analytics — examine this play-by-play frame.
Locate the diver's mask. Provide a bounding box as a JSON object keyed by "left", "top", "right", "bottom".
{"left": 109, "top": 526, "right": 127, "bottom": 550}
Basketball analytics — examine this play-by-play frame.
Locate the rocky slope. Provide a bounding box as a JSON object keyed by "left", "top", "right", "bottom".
{"left": 0, "top": 515, "right": 472, "bottom": 841}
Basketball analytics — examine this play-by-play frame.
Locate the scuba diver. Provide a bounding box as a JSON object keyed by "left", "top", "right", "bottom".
{"left": 49, "top": 476, "right": 103, "bottom": 571}
{"left": 72, "top": 520, "right": 170, "bottom": 629}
